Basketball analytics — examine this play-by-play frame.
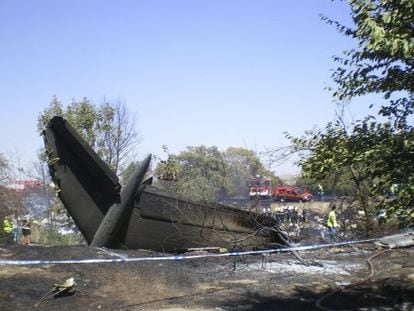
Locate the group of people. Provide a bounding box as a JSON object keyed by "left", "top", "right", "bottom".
{"left": 264, "top": 202, "right": 339, "bottom": 239}
{"left": 2, "top": 215, "right": 31, "bottom": 245}
{"left": 271, "top": 205, "right": 308, "bottom": 224}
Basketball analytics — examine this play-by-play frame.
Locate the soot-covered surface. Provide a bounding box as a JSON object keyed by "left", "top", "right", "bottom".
{"left": 0, "top": 243, "right": 413, "bottom": 310}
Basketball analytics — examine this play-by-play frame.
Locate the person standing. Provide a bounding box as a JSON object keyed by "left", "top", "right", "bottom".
{"left": 302, "top": 206, "right": 308, "bottom": 222}
{"left": 21, "top": 216, "right": 31, "bottom": 245}
{"left": 326, "top": 205, "right": 338, "bottom": 238}
{"left": 318, "top": 184, "right": 324, "bottom": 200}
{"left": 12, "top": 216, "right": 19, "bottom": 243}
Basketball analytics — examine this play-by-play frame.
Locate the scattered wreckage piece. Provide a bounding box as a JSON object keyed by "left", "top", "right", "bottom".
{"left": 35, "top": 277, "right": 76, "bottom": 307}
{"left": 375, "top": 231, "right": 414, "bottom": 249}
{"left": 43, "top": 116, "right": 286, "bottom": 252}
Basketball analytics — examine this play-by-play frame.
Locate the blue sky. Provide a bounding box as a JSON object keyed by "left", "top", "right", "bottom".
{"left": 0, "top": 1, "right": 377, "bottom": 174}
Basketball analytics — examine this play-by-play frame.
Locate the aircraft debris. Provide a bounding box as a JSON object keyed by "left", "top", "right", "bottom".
{"left": 35, "top": 277, "right": 76, "bottom": 307}
{"left": 375, "top": 231, "right": 414, "bottom": 249}
{"left": 43, "top": 116, "right": 287, "bottom": 252}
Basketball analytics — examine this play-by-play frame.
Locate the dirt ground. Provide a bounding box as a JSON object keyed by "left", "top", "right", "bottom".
{"left": 0, "top": 241, "right": 413, "bottom": 311}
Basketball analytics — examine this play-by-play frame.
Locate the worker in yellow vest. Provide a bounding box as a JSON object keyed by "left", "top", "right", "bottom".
{"left": 3, "top": 217, "right": 13, "bottom": 233}
{"left": 326, "top": 205, "right": 338, "bottom": 237}
{"left": 3, "top": 217, "right": 13, "bottom": 243}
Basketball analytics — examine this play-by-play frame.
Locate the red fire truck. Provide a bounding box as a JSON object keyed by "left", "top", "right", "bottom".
{"left": 247, "top": 176, "right": 273, "bottom": 199}
{"left": 5, "top": 180, "right": 42, "bottom": 193}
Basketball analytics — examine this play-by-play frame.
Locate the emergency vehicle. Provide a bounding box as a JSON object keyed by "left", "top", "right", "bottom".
{"left": 247, "top": 176, "right": 272, "bottom": 199}
{"left": 272, "top": 185, "right": 313, "bottom": 202}
{"left": 5, "top": 180, "right": 42, "bottom": 193}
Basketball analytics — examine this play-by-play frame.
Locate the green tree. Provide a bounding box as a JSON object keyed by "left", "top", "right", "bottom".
{"left": 294, "top": 173, "right": 357, "bottom": 197}
{"left": 174, "top": 145, "right": 230, "bottom": 202}
{"left": 38, "top": 96, "right": 139, "bottom": 178}
{"left": 224, "top": 147, "right": 281, "bottom": 196}
{"left": 289, "top": 123, "right": 379, "bottom": 234}
{"left": 0, "top": 153, "right": 11, "bottom": 220}
{"left": 155, "top": 145, "right": 232, "bottom": 202}
{"left": 323, "top": 0, "right": 414, "bottom": 100}
{"left": 291, "top": 0, "right": 414, "bottom": 227}
{"left": 0, "top": 153, "right": 12, "bottom": 243}
{"left": 155, "top": 146, "right": 281, "bottom": 202}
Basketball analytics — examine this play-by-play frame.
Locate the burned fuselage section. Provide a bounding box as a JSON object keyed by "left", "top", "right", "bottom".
{"left": 123, "top": 188, "right": 282, "bottom": 251}
{"left": 43, "top": 116, "right": 285, "bottom": 252}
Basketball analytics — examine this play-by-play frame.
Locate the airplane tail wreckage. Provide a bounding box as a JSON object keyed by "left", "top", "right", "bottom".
{"left": 43, "top": 116, "right": 287, "bottom": 252}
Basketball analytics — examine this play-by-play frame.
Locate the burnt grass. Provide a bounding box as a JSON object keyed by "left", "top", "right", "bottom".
{"left": 0, "top": 243, "right": 413, "bottom": 310}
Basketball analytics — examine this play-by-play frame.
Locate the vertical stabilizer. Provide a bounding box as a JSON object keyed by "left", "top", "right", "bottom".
{"left": 43, "top": 116, "right": 121, "bottom": 243}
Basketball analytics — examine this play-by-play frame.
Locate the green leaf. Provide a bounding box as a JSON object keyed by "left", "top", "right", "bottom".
{"left": 382, "top": 12, "right": 391, "bottom": 24}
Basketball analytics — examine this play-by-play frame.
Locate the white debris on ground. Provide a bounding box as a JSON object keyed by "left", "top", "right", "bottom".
{"left": 248, "top": 260, "right": 362, "bottom": 276}
{"left": 375, "top": 231, "right": 414, "bottom": 249}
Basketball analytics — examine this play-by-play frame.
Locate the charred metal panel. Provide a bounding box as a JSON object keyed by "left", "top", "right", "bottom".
{"left": 122, "top": 187, "right": 281, "bottom": 252}
{"left": 124, "top": 206, "right": 275, "bottom": 252}
{"left": 137, "top": 190, "right": 257, "bottom": 233}
{"left": 43, "top": 116, "right": 121, "bottom": 243}
{"left": 91, "top": 156, "right": 151, "bottom": 248}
